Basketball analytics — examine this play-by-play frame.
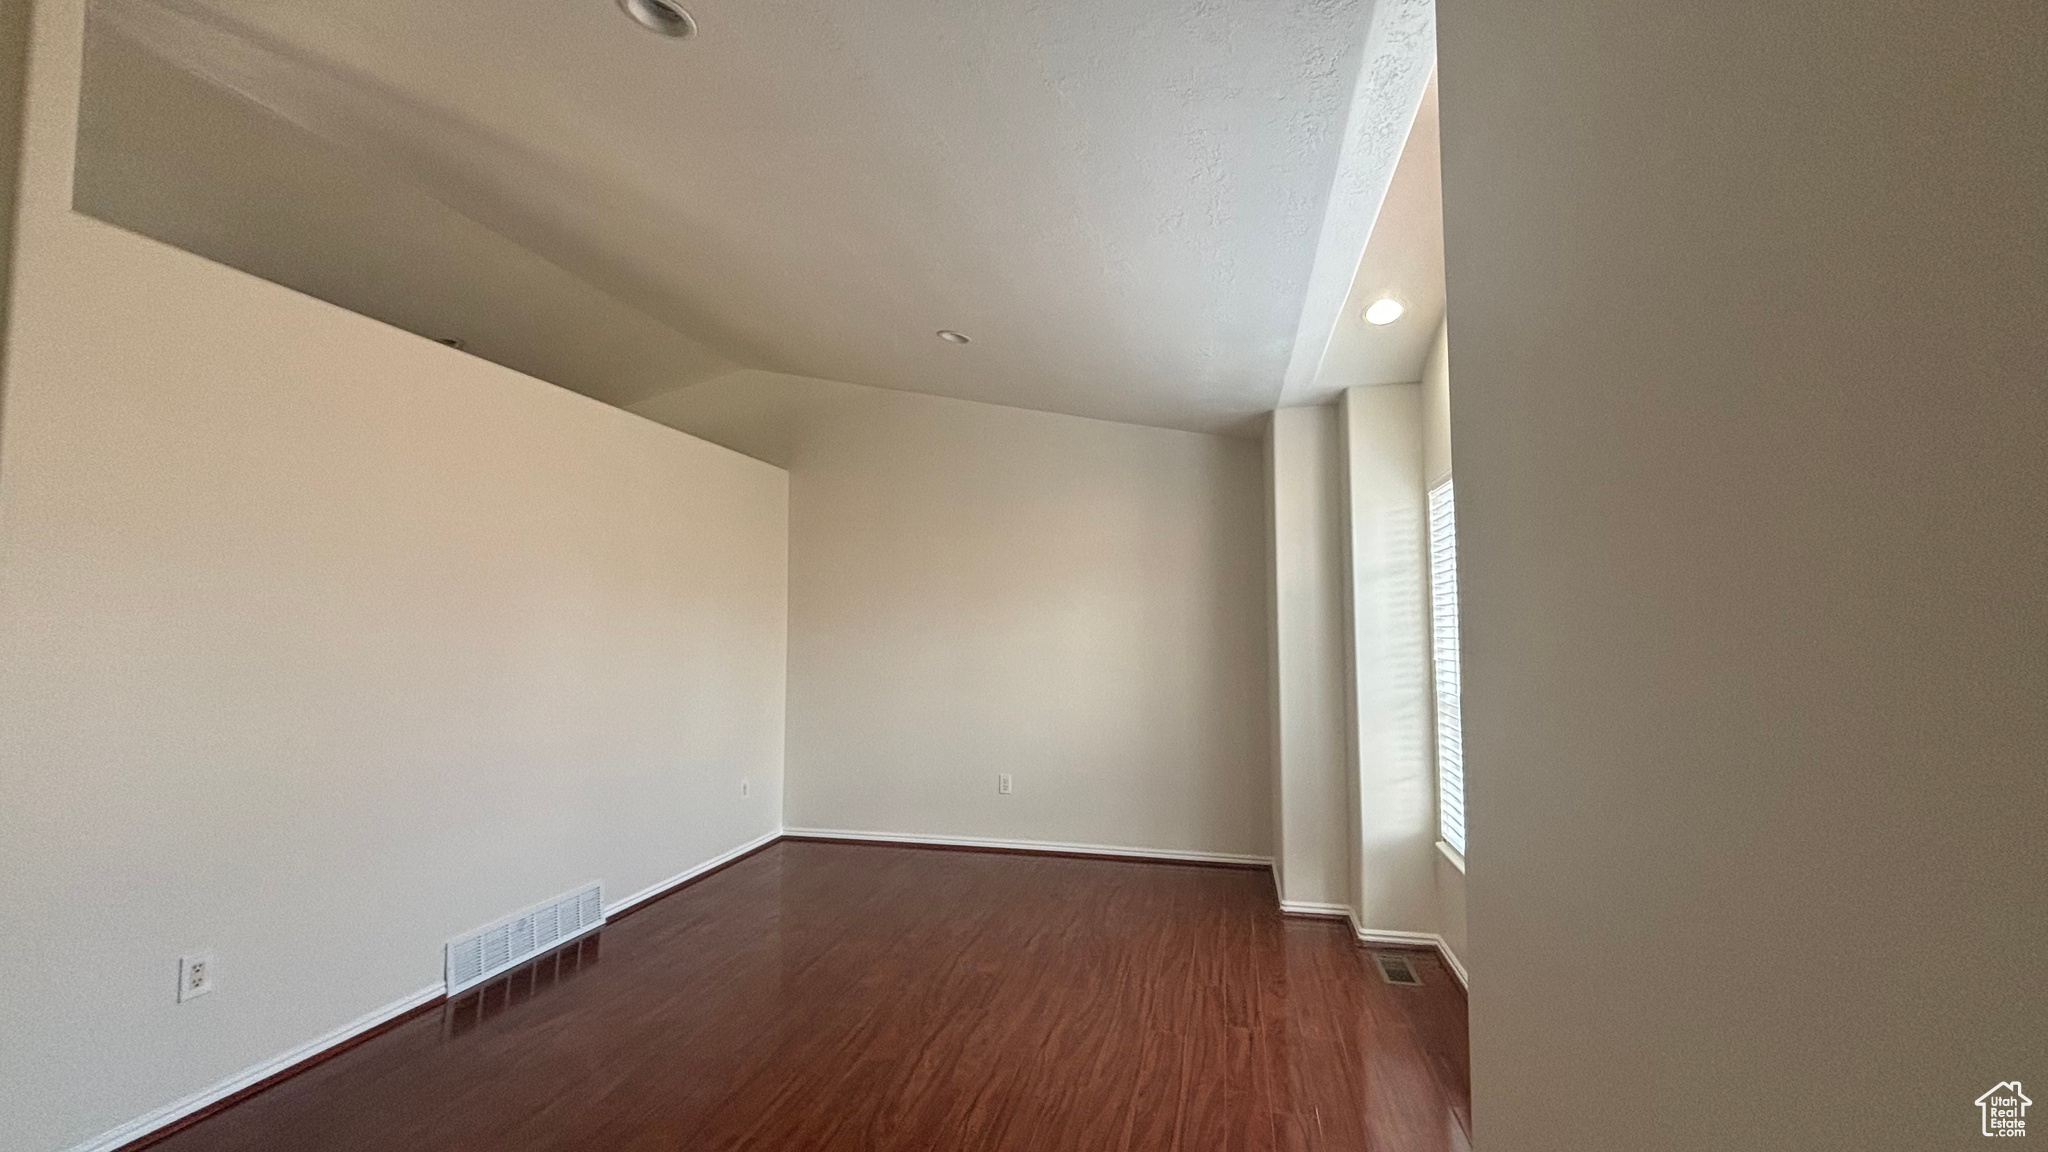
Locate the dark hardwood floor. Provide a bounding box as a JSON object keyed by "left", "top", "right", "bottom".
{"left": 146, "top": 841, "right": 1469, "bottom": 1151}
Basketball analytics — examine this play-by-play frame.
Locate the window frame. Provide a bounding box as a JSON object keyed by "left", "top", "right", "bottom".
{"left": 1427, "top": 475, "right": 1466, "bottom": 864}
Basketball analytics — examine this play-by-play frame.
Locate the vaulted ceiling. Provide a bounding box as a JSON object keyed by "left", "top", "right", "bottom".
{"left": 1301, "top": 71, "right": 1445, "bottom": 405}
{"left": 82, "top": 0, "right": 1436, "bottom": 435}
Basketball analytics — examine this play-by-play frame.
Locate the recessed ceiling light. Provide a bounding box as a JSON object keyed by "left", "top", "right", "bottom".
{"left": 937, "top": 330, "right": 972, "bottom": 344}
{"left": 1364, "top": 298, "right": 1405, "bottom": 325}
{"left": 618, "top": 0, "right": 695, "bottom": 37}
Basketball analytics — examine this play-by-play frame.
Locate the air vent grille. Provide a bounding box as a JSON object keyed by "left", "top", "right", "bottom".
{"left": 1373, "top": 952, "right": 1423, "bottom": 986}
{"left": 446, "top": 882, "right": 603, "bottom": 995}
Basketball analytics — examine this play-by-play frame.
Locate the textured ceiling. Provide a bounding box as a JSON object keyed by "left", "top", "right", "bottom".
{"left": 1276, "top": 0, "right": 1435, "bottom": 406}
{"left": 91, "top": 0, "right": 1434, "bottom": 434}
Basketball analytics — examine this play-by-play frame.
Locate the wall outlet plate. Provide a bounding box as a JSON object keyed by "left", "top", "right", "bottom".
{"left": 178, "top": 952, "right": 215, "bottom": 1002}
{"left": 997, "top": 773, "right": 1013, "bottom": 795}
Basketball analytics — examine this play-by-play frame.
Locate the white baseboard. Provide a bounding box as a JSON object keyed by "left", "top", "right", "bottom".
{"left": 67, "top": 832, "right": 1435, "bottom": 1152}
{"left": 1277, "top": 899, "right": 1354, "bottom": 918}
{"left": 605, "top": 827, "right": 784, "bottom": 917}
{"left": 1269, "top": 871, "right": 1469, "bottom": 991}
{"left": 1350, "top": 925, "right": 1440, "bottom": 947}
{"left": 783, "top": 827, "right": 1272, "bottom": 868}
{"left": 1435, "top": 938, "right": 1470, "bottom": 988}
{"left": 65, "top": 981, "right": 445, "bottom": 1152}
{"left": 1351, "top": 919, "right": 1469, "bottom": 990}
{"left": 782, "top": 832, "right": 1454, "bottom": 982}
{"left": 70, "top": 832, "right": 784, "bottom": 1152}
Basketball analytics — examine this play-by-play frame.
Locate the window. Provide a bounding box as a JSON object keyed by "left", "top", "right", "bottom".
{"left": 1428, "top": 477, "right": 1466, "bottom": 857}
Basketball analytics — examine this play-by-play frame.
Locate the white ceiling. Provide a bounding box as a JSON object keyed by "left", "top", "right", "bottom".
{"left": 77, "top": 19, "right": 738, "bottom": 410}
{"left": 90, "top": 0, "right": 1435, "bottom": 435}
{"left": 1299, "top": 71, "right": 1445, "bottom": 402}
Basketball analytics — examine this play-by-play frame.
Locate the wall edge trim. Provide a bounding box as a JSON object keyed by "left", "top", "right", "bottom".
{"left": 604, "top": 827, "right": 785, "bottom": 920}
{"left": 77, "top": 830, "right": 790, "bottom": 1152}
{"left": 1349, "top": 917, "right": 1469, "bottom": 990}
{"left": 74, "top": 983, "right": 447, "bottom": 1152}
{"left": 1278, "top": 899, "right": 1355, "bottom": 918}
{"left": 782, "top": 827, "right": 1272, "bottom": 869}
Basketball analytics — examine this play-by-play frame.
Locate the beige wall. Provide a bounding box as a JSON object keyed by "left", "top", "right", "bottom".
{"left": 1267, "top": 404, "right": 1352, "bottom": 905}
{"left": 1416, "top": 320, "right": 1465, "bottom": 967}
{"left": 1337, "top": 383, "right": 1438, "bottom": 937}
{"left": 0, "top": 4, "right": 788, "bottom": 1150}
{"left": 1265, "top": 382, "right": 1451, "bottom": 944}
{"left": 1420, "top": 319, "right": 1451, "bottom": 484}
{"left": 642, "top": 370, "right": 1272, "bottom": 861}
{"left": 1441, "top": 0, "right": 2046, "bottom": 1146}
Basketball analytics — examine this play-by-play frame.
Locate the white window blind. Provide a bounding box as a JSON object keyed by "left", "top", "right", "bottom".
{"left": 1428, "top": 477, "right": 1466, "bottom": 857}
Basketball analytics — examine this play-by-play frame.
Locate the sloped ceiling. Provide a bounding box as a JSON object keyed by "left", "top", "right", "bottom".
{"left": 1300, "top": 70, "right": 1444, "bottom": 402}
{"left": 84, "top": 0, "right": 1434, "bottom": 435}
{"left": 76, "top": 19, "right": 738, "bottom": 410}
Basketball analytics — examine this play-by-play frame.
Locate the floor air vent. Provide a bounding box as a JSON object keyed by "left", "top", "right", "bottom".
{"left": 446, "top": 882, "right": 603, "bottom": 995}
{"left": 1373, "top": 952, "right": 1423, "bottom": 986}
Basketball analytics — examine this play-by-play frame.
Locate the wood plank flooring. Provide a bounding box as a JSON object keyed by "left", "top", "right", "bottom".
{"left": 145, "top": 840, "right": 1470, "bottom": 1151}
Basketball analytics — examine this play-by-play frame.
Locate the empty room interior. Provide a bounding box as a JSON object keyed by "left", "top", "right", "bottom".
{"left": 0, "top": 0, "right": 2040, "bottom": 1149}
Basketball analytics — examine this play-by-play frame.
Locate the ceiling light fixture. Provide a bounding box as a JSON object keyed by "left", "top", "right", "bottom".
{"left": 1364, "top": 298, "right": 1405, "bottom": 325}
{"left": 936, "top": 330, "right": 972, "bottom": 344}
{"left": 618, "top": 0, "right": 696, "bottom": 38}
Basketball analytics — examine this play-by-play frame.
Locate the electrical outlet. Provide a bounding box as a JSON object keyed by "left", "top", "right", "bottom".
{"left": 178, "top": 953, "right": 215, "bottom": 1003}
{"left": 997, "top": 773, "right": 1013, "bottom": 795}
